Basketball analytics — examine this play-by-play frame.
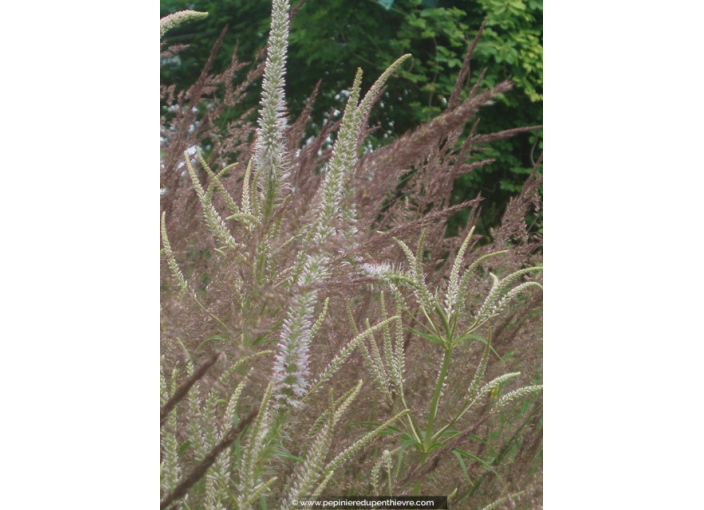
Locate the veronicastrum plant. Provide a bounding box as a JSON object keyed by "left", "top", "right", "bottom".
{"left": 367, "top": 229, "right": 543, "bottom": 452}
{"left": 160, "top": 1, "right": 543, "bottom": 509}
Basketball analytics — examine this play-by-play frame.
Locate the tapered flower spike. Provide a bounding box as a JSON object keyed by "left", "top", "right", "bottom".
{"left": 455, "top": 250, "right": 507, "bottom": 309}
{"left": 313, "top": 68, "right": 363, "bottom": 246}
{"left": 346, "top": 299, "right": 360, "bottom": 335}
{"left": 312, "top": 56, "right": 410, "bottom": 248}
{"left": 186, "top": 371, "right": 205, "bottom": 460}
{"left": 306, "top": 316, "right": 398, "bottom": 398}
{"left": 161, "top": 393, "right": 181, "bottom": 495}
{"left": 206, "top": 351, "right": 273, "bottom": 417}
{"left": 309, "top": 297, "right": 329, "bottom": 343}
{"left": 160, "top": 365, "right": 182, "bottom": 495}
{"left": 160, "top": 363, "right": 168, "bottom": 407}
{"left": 383, "top": 449, "right": 394, "bottom": 494}
{"left": 161, "top": 212, "right": 189, "bottom": 297}
{"left": 367, "top": 319, "right": 392, "bottom": 398}
{"left": 445, "top": 370, "right": 524, "bottom": 431}
{"left": 330, "top": 379, "right": 364, "bottom": 426}
{"left": 282, "top": 390, "right": 336, "bottom": 508}
{"left": 479, "top": 492, "right": 525, "bottom": 510}
{"left": 493, "top": 266, "right": 543, "bottom": 295}
{"left": 355, "top": 54, "right": 412, "bottom": 131}
{"left": 168, "top": 365, "right": 179, "bottom": 401}
{"left": 492, "top": 385, "right": 543, "bottom": 413}
{"left": 307, "top": 380, "right": 364, "bottom": 439}
{"left": 160, "top": 10, "right": 208, "bottom": 40}
{"left": 197, "top": 148, "right": 240, "bottom": 216}
{"left": 209, "top": 438, "right": 234, "bottom": 506}
{"left": 371, "top": 455, "right": 383, "bottom": 494}
{"left": 272, "top": 254, "right": 329, "bottom": 409}
{"left": 393, "top": 237, "right": 435, "bottom": 309}
{"left": 173, "top": 344, "right": 207, "bottom": 460}
{"left": 380, "top": 293, "right": 395, "bottom": 383}
{"left": 372, "top": 449, "right": 393, "bottom": 495}
{"left": 242, "top": 158, "right": 253, "bottom": 217}
{"left": 476, "top": 273, "right": 501, "bottom": 320}
{"left": 224, "top": 375, "right": 250, "bottom": 430}
{"left": 254, "top": 0, "right": 291, "bottom": 218}
{"left": 476, "top": 266, "right": 542, "bottom": 322}
{"left": 238, "top": 382, "right": 273, "bottom": 506}
{"left": 359, "top": 327, "right": 392, "bottom": 401}
{"left": 445, "top": 226, "right": 475, "bottom": 315}
{"left": 489, "top": 281, "right": 543, "bottom": 317}
{"left": 204, "top": 465, "right": 217, "bottom": 508}
{"left": 447, "top": 488, "right": 458, "bottom": 503}
{"left": 335, "top": 56, "right": 411, "bottom": 244}
{"left": 393, "top": 298, "right": 406, "bottom": 397}
{"left": 472, "top": 372, "right": 521, "bottom": 406}
{"left": 467, "top": 335, "right": 491, "bottom": 398}
{"left": 185, "top": 153, "right": 238, "bottom": 250}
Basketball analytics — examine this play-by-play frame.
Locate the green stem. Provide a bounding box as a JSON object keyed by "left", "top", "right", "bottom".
{"left": 404, "top": 413, "right": 422, "bottom": 445}
{"left": 192, "top": 294, "right": 234, "bottom": 338}
{"left": 435, "top": 305, "right": 452, "bottom": 342}
{"left": 424, "top": 346, "right": 453, "bottom": 451}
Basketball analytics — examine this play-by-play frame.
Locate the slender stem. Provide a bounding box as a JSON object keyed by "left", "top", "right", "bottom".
{"left": 424, "top": 347, "right": 453, "bottom": 451}
{"left": 192, "top": 293, "right": 234, "bottom": 337}
{"left": 262, "top": 181, "right": 277, "bottom": 221}
{"left": 420, "top": 306, "right": 441, "bottom": 339}
{"left": 404, "top": 413, "right": 422, "bottom": 445}
{"left": 435, "top": 306, "right": 452, "bottom": 343}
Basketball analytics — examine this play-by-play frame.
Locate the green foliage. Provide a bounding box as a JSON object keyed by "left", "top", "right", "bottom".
{"left": 367, "top": 229, "right": 542, "bottom": 458}
{"left": 476, "top": 0, "right": 543, "bottom": 102}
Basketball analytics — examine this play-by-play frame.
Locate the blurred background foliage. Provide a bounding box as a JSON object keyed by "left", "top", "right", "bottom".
{"left": 160, "top": 0, "right": 542, "bottom": 235}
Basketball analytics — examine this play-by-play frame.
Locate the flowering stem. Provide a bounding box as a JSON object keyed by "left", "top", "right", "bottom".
{"left": 424, "top": 346, "right": 453, "bottom": 452}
